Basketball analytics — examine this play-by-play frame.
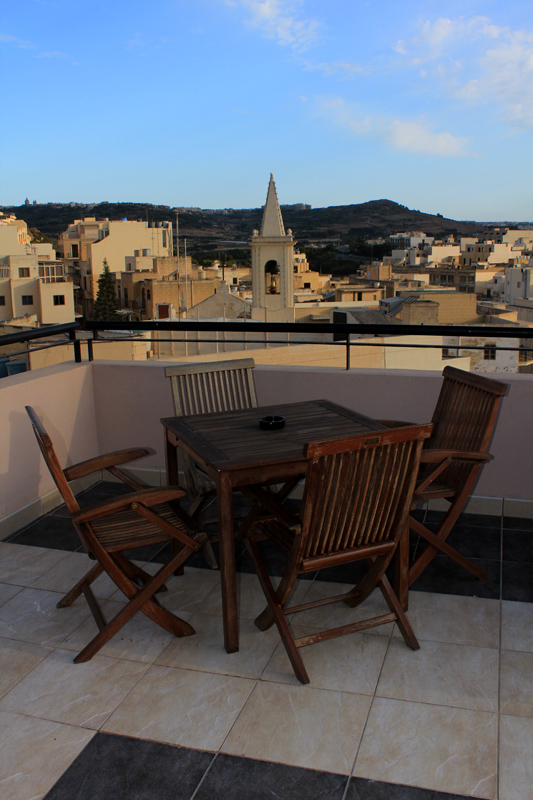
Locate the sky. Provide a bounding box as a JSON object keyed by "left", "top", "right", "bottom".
{"left": 1, "top": 0, "right": 532, "bottom": 221}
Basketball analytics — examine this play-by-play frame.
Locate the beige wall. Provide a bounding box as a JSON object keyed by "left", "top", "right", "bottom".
{"left": 2, "top": 361, "right": 532, "bottom": 535}
{"left": 0, "top": 363, "right": 99, "bottom": 531}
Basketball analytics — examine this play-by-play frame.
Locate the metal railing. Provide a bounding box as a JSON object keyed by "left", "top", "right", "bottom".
{"left": 1, "top": 319, "right": 533, "bottom": 372}
{"left": 85, "top": 320, "right": 533, "bottom": 371}
{"left": 0, "top": 322, "right": 82, "bottom": 366}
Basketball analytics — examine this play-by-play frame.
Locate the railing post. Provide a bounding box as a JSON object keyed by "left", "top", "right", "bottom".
{"left": 87, "top": 337, "right": 94, "bottom": 362}
{"left": 346, "top": 334, "right": 351, "bottom": 370}
{"left": 69, "top": 329, "right": 82, "bottom": 363}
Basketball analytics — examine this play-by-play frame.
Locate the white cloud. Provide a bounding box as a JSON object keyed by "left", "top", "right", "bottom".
{"left": 228, "top": 0, "right": 321, "bottom": 51}
{"left": 316, "top": 96, "right": 469, "bottom": 157}
{"left": 0, "top": 33, "right": 35, "bottom": 50}
{"left": 395, "top": 16, "right": 533, "bottom": 130}
{"left": 303, "top": 60, "right": 365, "bottom": 78}
{"left": 386, "top": 119, "right": 468, "bottom": 156}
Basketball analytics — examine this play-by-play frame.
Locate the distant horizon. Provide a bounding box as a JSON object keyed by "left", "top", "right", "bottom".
{"left": 2, "top": 197, "right": 531, "bottom": 228}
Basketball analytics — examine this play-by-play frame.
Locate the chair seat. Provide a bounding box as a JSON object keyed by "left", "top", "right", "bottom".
{"left": 90, "top": 504, "right": 187, "bottom": 551}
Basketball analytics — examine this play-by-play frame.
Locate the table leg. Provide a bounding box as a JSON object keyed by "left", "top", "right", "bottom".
{"left": 218, "top": 473, "right": 239, "bottom": 653}
{"left": 165, "top": 432, "right": 179, "bottom": 487}
{"left": 394, "top": 519, "right": 410, "bottom": 611}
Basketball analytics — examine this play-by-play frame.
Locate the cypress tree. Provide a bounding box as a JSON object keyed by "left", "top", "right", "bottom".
{"left": 93, "top": 259, "right": 120, "bottom": 320}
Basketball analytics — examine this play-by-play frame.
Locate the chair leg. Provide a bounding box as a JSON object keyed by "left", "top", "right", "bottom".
{"left": 247, "top": 537, "right": 309, "bottom": 684}
{"left": 379, "top": 574, "right": 419, "bottom": 651}
{"left": 73, "top": 546, "right": 196, "bottom": 663}
{"left": 56, "top": 562, "right": 104, "bottom": 608}
{"left": 409, "top": 516, "right": 488, "bottom": 585}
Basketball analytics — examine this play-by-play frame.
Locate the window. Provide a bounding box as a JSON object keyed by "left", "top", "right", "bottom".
{"left": 483, "top": 344, "right": 496, "bottom": 360}
{"left": 304, "top": 282, "right": 311, "bottom": 289}
{"left": 0, "top": 296, "right": 5, "bottom": 306}
{"left": 147, "top": 289, "right": 151, "bottom": 300}
{"left": 21, "top": 295, "right": 33, "bottom": 305}
{"left": 19, "top": 268, "right": 30, "bottom": 278}
{"left": 53, "top": 295, "right": 65, "bottom": 306}
{"left": 71, "top": 244, "right": 79, "bottom": 258}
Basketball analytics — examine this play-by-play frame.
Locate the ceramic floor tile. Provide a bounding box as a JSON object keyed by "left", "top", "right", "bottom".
{"left": 221, "top": 681, "right": 372, "bottom": 775}
{"left": 195, "top": 753, "right": 348, "bottom": 800}
{"left": 43, "top": 731, "right": 215, "bottom": 800}
{"left": 110, "top": 565, "right": 221, "bottom": 611}
{"left": 0, "top": 587, "right": 91, "bottom": 647}
{"left": 501, "top": 600, "right": 533, "bottom": 652}
{"left": 0, "top": 583, "right": 22, "bottom": 608}
{"left": 196, "top": 571, "right": 311, "bottom": 620}
{"left": 499, "top": 714, "right": 533, "bottom": 800}
{"left": 353, "top": 697, "right": 498, "bottom": 799}
{"left": 0, "top": 648, "right": 149, "bottom": 729}
{"left": 156, "top": 612, "right": 280, "bottom": 679}
{"left": 0, "top": 543, "right": 70, "bottom": 586}
{"left": 0, "top": 637, "right": 52, "bottom": 700}
{"left": 60, "top": 599, "right": 185, "bottom": 664}
{"left": 377, "top": 638, "right": 499, "bottom": 712}
{"left": 0, "top": 710, "right": 95, "bottom": 800}
{"left": 393, "top": 592, "right": 500, "bottom": 648}
{"left": 288, "top": 582, "right": 395, "bottom": 637}
{"left": 102, "top": 664, "right": 255, "bottom": 750}
{"left": 31, "top": 551, "right": 120, "bottom": 599}
{"left": 262, "top": 626, "right": 389, "bottom": 694}
{"left": 500, "top": 650, "right": 533, "bottom": 718}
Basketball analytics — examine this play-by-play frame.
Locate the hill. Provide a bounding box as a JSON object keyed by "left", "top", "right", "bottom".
{"left": 1, "top": 198, "right": 497, "bottom": 250}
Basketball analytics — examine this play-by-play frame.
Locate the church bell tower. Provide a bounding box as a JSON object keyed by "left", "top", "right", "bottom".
{"left": 250, "top": 174, "right": 295, "bottom": 314}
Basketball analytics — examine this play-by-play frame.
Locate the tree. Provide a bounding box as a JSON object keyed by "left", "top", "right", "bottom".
{"left": 93, "top": 259, "right": 120, "bottom": 320}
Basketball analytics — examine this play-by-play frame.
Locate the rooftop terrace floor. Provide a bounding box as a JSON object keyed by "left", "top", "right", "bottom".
{"left": 1, "top": 483, "right": 533, "bottom": 800}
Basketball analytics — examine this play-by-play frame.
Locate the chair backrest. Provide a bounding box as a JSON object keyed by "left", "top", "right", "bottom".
{"left": 165, "top": 358, "right": 257, "bottom": 417}
{"left": 25, "top": 406, "right": 80, "bottom": 514}
{"left": 299, "top": 424, "right": 432, "bottom": 561}
{"left": 430, "top": 366, "right": 508, "bottom": 454}
{"left": 425, "top": 366, "right": 507, "bottom": 493}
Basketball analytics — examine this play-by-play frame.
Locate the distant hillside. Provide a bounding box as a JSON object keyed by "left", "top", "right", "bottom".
{"left": 1, "top": 198, "right": 497, "bottom": 250}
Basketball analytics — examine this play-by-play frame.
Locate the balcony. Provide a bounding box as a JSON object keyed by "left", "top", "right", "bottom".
{"left": 1, "top": 357, "right": 533, "bottom": 799}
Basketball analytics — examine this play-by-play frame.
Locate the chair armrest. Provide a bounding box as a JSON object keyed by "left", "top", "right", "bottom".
{"left": 420, "top": 449, "right": 492, "bottom": 464}
{"left": 376, "top": 420, "right": 415, "bottom": 428}
{"left": 73, "top": 486, "right": 186, "bottom": 524}
{"left": 63, "top": 448, "right": 151, "bottom": 481}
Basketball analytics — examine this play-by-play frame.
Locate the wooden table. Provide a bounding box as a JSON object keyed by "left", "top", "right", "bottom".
{"left": 162, "top": 399, "right": 385, "bottom": 653}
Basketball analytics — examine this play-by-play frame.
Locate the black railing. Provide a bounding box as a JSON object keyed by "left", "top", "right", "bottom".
{"left": 1, "top": 319, "right": 533, "bottom": 372}
{"left": 86, "top": 320, "right": 533, "bottom": 371}
{"left": 0, "top": 322, "right": 82, "bottom": 367}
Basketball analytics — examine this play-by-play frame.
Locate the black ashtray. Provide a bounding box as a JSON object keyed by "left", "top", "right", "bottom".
{"left": 259, "top": 415, "right": 286, "bottom": 430}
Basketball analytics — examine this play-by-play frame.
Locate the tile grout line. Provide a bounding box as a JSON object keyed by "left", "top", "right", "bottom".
{"left": 347, "top": 613, "right": 396, "bottom": 787}
{"left": 189, "top": 752, "right": 220, "bottom": 800}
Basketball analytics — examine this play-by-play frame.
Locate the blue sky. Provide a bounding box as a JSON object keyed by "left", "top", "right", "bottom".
{"left": 1, "top": 0, "right": 532, "bottom": 220}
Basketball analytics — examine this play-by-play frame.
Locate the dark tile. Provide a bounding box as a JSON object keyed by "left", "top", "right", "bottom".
{"left": 194, "top": 754, "right": 347, "bottom": 800}
{"left": 503, "top": 530, "right": 533, "bottom": 563}
{"left": 503, "top": 515, "right": 533, "bottom": 532}
{"left": 409, "top": 554, "right": 500, "bottom": 600}
{"left": 502, "top": 561, "right": 533, "bottom": 602}
{"left": 6, "top": 515, "right": 80, "bottom": 551}
{"left": 43, "top": 732, "right": 214, "bottom": 800}
{"left": 444, "top": 525, "right": 501, "bottom": 561}
{"left": 456, "top": 512, "right": 501, "bottom": 529}
{"left": 346, "top": 776, "right": 470, "bottom": 799}
{"left": 236, "top": 539, "right": 293, "bottom": 578}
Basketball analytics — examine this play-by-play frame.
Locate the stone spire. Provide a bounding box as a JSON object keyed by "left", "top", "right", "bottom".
{"left": 259, "top": 174, "right": 286, "bottom": 237}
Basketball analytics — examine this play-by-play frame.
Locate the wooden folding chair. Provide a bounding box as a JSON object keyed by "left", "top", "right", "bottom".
{"left": 379, "top": 366, "right": 508, "bottom": 605}
{"left": 165, "top": 359, "right": 258, "bottom": 520}
{"left": 244, "top": 424, "right": 432, "bottom": 684}
{"left": 26, "top": 406, "right": 207, "bottom": 663}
